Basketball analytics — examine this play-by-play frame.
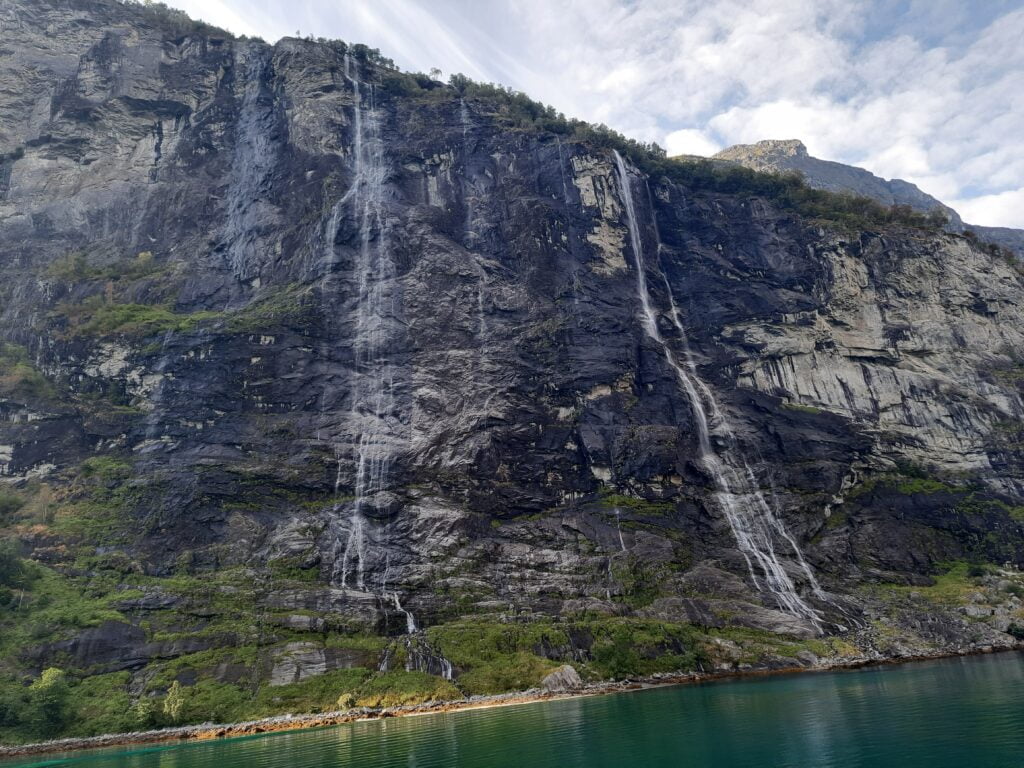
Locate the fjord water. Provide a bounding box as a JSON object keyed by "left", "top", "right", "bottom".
{"left": 8, "top": 652, "right": 1024, "bottom": 768}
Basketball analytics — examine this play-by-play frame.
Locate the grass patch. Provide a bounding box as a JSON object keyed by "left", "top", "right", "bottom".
{"left": 268, "top": 556, "right": 320, "bottom": 583}
{"left": 55, "top": 297, "right": 220, "bottom": 339}
{"left": 50, "top": 457, "right": 146, "bottom": 546}
{"left": 868, "top": 561, "right": 982, "bottom": 607}
{"left": 224, "top": 284, "right": 314, "bottom": 334}
{"left": 354, "top": 670, "right": 460, "bottom": 708}
{"left": 600, "top": 494, "right": 676, "bottom": 515}
{"left": 0, "top": 563, "right": 125, "bottom": 663}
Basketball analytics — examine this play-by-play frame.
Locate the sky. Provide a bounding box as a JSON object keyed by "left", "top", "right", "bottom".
{"left": 162, "top": 0, "right": 1024, "bottom": 228}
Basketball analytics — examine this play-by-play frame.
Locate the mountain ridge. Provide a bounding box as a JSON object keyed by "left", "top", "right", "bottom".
{"left": 711, "top": 138, "right": 1024, "bottom": 256}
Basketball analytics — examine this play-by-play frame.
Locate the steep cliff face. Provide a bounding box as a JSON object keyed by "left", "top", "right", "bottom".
{"left": 1, "top": 0, "right": 1023, "bottom": 738}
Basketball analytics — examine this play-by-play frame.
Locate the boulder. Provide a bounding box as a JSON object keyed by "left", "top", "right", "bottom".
{"left": 541, "top": 664, "right": 583, "bottom": 693}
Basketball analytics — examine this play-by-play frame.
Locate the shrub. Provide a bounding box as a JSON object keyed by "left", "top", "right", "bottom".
{"left": 0, "top": 343, "right": 55, "bottom": 401}
{"left": 163, "top": 680, "right": 185, "bottom": 723}
{"left": 0, "top": 540, "right": 30, "bottom": 590}
{"left": 354, "top": 670, "right": 460, "bottom": 708}
{"left": 22, "top": 668, "right": 70, "bottom": 737}
{"left": 0, "top": 492, "right": 24, "bottom": 521}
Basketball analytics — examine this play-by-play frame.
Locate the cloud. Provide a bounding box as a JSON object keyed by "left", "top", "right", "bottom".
{"left": 160, "top": 0, "right": 1024, "bottom": 228}
{"left": 951, "top": 188, "right": 1024, "bottom": 229}
{"left": 664, "top": 129, "right": 721, "bottom": 157}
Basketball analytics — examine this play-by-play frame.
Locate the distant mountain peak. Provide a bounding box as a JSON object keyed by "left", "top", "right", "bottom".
{"left": 714, "top": 139, "right": 808, "bottom": 161}
{"left": 712, "top": 138, "right": 1024, "bottom": 256}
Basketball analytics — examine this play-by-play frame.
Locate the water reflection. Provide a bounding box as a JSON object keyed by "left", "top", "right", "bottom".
{"left": 6, "top": 652, "right": 1023, "bottom": 768}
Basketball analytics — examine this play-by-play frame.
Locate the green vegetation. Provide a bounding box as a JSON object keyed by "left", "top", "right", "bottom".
{"left": 370, "top": 60, "right": 961, "bottom": 237}
{"left": 55, "top": 297, "right": 219, "bottom": 339}
{"left": 846, "top": 465, "right": 1024, "bottom": 526}
{"left": 0, "top": 492, "right": 25, "bottom": 523}
{"left": 268, "top": 556, "right": 320, "bottom": 583}
{"left": 427, "top": 617, "right": 704, "bottom": 693}
{"left": 600, "top": 493, "right": 676, "bottom": 516}
{"left": 46, "top": 251, "right": 167, "bottom": 284}
{"left": 0, "top": 343, "right": 55, "bottom": 401}
{"left": 869, "top": 561, "right": 982, "bottom": 606}
{"left": 611, "top": 555, "right": 672, "bottom": 608}
{"left": 354, "top": 670, "right": 460, "bottom": 708}
{"left": 18, "top": 668, "right": 71, "bottom": 739}
{"left": 51, "top": 457, "right": 143, "bottom": 545}
{"left": 0, "top": 540, "right": 35, "bottom": 608}
{"left": 417, "top": 74, "right": 946, "bottom": 234}
{"left": 0, "top": 546, "right": 875, "bottom": 745}
{"left": 847, "top": 467, "right": 964, "bottom": 499}
{"left": 114, "top": 1, "right": 232, "bottom": 39}
{"left": 224, "top": 284, "right": 314, "bottom": 333}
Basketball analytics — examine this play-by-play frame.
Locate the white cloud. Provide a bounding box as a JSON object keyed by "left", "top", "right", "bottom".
{"left": 160, "top": 0, "right": 1024, "bottom": 228}
{"left": 664, "top": 129, "right": 721, "bottom": 157}
{"left": 951, "top": 188, "right": 1024, "bottom": 229}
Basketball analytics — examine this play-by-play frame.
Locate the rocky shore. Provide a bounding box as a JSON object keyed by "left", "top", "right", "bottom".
{"left": 2, "top": 645, "right": 1019, "bottom": 761}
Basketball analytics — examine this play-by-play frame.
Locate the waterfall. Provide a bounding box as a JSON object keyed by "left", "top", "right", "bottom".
{"left": 323, "top": 55, "right": 401, "bottom": 601}
{"left": 392, "top": 592, "right": 417, "bottom": 634}
{"left": 555, "top": 137, "right": 571, "bottom": 205}
{"left": 612, "top": 150, "right": 823, "bottom": 628}
{"left": 459, "top": 98, "right": 475, "bottom": 249}
{"left": 459, "top": 98, "right": 491, "bottom": 386}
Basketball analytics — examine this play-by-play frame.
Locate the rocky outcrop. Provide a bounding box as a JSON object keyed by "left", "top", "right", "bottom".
{"left": 541, "top": 664, "right": 582, "bottom": 692}
{"left": 713, "top": 139, "right": 1024, "bottom": 256}
{"left": 0, "top": 0, "right": 1023, "bottom": 704}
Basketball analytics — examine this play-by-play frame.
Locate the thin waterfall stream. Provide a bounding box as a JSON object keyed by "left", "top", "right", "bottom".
{"left": 612, "top": 150, "right": 823, "bottom": 629}
{"left": 319, "top": 55, "right": 418, "bottom": 635}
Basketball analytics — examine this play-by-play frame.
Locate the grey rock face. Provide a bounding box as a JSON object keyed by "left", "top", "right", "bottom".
{"left": 1, "top": 0, "right": 1023, "bottom": 662}
{"left": 541, "top": 664, "right": 582, "bottom": 692}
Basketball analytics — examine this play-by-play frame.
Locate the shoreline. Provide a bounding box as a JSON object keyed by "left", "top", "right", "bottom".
{"left": 1, "top": 643, "right": 1020, "bottom": 761}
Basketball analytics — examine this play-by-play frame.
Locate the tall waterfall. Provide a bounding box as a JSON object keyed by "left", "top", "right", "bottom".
{"left": 612, "top": 151, "right": 823, "bottom": 628}
{"left": 326, "top": 56, "right": 401, "bottom": 599}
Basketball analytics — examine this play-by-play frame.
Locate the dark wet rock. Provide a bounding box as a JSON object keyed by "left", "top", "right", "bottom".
{"left": 27, "top": 621, "right": 148, "bottom": 673}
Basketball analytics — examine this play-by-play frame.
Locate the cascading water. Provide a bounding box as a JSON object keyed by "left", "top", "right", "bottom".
{"left": 321, "top": 56, "right": 411, "bottom": 632}
{"left": 391, "top": 592, "right": 417, "bottom": 634}
{"left": 605, "top": 506, "right": 628, "bottom": 601}
{"left": 612, "top": 150, "right": 823, "bottom": 628}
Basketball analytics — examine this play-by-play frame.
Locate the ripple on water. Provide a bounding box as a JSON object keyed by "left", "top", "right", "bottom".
{"left": 4, "top": 652, "right": 1023, "bottom": 768}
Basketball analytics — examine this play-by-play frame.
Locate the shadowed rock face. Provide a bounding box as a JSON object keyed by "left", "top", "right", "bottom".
{"left": 1, "top": 0, "right": 1024, "bottom": 656}
{"left": 713, "top": 139, "right": 1024, "bottom": 257}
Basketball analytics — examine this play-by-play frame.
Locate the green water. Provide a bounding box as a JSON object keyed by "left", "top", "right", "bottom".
{"left": 5, "top": 652, "right": 1024, "bottom": 768}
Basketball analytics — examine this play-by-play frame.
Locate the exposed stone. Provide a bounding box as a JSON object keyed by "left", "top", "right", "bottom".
{"left": 541, "top": 664, "right": 583, "bottom": 693}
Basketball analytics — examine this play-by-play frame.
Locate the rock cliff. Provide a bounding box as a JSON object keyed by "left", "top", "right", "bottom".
{"left": 0, "top": 0, "right": 1023, "bottom": 741}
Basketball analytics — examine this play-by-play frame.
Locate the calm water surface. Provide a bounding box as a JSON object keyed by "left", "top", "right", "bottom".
{"left": 5, "top": 652, "right": 1023, "bottom": 768}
